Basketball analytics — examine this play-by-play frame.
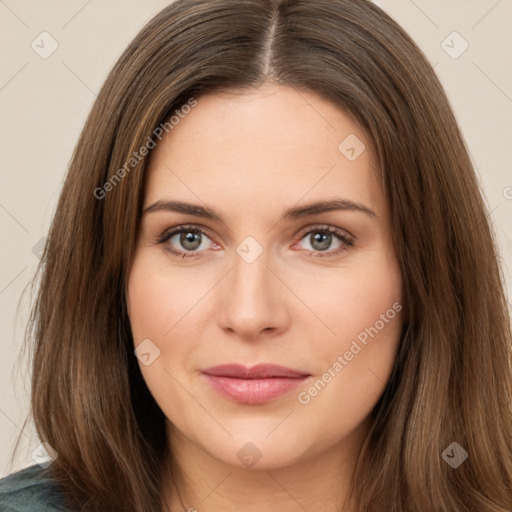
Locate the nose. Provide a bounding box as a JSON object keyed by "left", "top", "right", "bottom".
{"left": 218, "top": 247, "right": 291, "bottom": 341}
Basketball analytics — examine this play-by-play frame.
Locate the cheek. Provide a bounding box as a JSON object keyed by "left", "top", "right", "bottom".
{"left": 126, "top": 252, "right": 221, "bottom": 402}
{"left": 292, "top": 247, "right": 403, "bottom": 407}
{"left": 293, "top": 253, "right": 402, "bottom": 353}
{"left": 126, "top": 254, "right": 199, "bottom": 409}
{"left": 127, "top": 252, "right": 208, "bottom": 343}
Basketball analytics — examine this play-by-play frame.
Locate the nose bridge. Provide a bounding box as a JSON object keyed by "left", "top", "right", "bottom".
{"left": 232, "top": 246, "right": 270, "bottom": 299}
{"left": 218, "top": 241, "right": 288, "bottom": 339}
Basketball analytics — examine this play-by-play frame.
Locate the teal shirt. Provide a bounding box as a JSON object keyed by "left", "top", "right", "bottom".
{"left": 0, "top": 465, "right": 68, "bottom": 511}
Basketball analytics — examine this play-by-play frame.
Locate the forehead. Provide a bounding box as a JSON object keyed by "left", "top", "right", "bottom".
{"left": 144, "top": 84, "right": 384, "bottom": 222}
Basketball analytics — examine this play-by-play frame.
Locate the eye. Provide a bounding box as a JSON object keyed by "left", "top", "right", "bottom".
{"left": 156, "top": 224, "right": 354, "bottom": 259}
{"left": 158, "top": 225, "right": 217, "bottom": 258}
{"left": 293, "top": 225, "right": 354, "bottom": 257}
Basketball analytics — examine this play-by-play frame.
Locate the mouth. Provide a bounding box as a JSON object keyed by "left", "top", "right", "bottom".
{"left": 201, "top": 363, "right": 311, "bottom": 405}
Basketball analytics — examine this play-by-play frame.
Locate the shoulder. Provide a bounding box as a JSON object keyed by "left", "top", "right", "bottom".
{"left": 0, "top": 465, "right": 68, "bottom": 512}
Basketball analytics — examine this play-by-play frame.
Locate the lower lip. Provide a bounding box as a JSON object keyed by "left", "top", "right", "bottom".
{"left": 203, "top": 374, "right": 309, "bottom": 404}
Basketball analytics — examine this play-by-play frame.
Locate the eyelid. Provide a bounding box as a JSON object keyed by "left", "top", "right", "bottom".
{"left": 156, "top": 224, "right": 214, "bottom": 244}
{"left": 294, "top": 223, "right": 354, "bottom": 242}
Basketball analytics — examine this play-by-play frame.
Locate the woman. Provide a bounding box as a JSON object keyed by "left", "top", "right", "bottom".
{"left": 1, "top": 0, "right": 511, "bottom": 511}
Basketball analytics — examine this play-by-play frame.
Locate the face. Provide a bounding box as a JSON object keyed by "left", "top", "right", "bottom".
{"left": 127, "top": 83, "right": 403, "bottom": 471}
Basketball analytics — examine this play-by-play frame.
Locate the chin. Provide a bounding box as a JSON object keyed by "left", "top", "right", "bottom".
{"left": 203, "top": 434, "right": 311, "bottom": 471}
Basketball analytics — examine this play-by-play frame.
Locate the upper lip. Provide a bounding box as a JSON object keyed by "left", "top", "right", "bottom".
{"left": 201, "top": 363, "right": 310, "bottom": 379}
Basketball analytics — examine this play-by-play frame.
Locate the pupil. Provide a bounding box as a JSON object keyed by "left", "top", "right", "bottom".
{"left": 312, "top": 232, "right": 331, "bottom": 251}
{"left": 181, "top": 231, "right": 201, "bottom": 250}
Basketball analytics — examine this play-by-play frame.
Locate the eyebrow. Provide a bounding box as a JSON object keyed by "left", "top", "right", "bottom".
{"left": 143, "top": 198, "right": 378, "bottom": 222}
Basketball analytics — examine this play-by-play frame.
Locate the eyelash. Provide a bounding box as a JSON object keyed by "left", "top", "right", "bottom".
{"left": 156, "top": 224, "right": 354, "bottom": 259}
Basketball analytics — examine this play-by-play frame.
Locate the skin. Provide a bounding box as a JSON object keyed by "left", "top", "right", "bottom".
{"left": 126, "top": 83, "right": 403, "bottom": 512}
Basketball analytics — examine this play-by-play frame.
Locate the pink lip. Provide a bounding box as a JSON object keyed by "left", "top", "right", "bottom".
{"left": 201, "top": 364, "right": 311, "bottom": 405}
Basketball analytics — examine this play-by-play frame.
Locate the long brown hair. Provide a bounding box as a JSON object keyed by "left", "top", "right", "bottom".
{"left": 17, "top": 0, "right": 512, "bottom": 510}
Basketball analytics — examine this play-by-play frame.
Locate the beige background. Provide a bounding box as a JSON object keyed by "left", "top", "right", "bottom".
{"left": 1, "top": 0, "right": 511, "bottom": 476}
